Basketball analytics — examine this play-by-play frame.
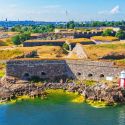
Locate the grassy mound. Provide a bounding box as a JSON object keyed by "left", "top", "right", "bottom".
{"left": 91, "top": 36, "right": 119, "bottom": 42}
{"left": 84, "top": 43, "right": 125, "bottom": 63}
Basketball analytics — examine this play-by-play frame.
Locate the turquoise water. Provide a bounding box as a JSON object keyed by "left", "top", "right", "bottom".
{"left": 0, "top": 100, "right": 125, "bottom": 125}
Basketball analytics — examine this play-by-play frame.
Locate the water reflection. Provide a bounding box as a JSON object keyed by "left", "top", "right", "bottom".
{"left": 118, "top": 107, "right": 125, "bottom": 125}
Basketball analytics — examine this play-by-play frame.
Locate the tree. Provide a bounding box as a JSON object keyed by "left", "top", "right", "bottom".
{"left": 102, "top": 29, "right": 115, "bottom": 36}
{"left": 115, "top": 30, "right": 125, "bottom": 40}
{"left": 62, "top": 43, "right": 70, "bottom": 54}
{"left": 12, "top": 32, "right": 31, "bottom": 45}
{"left": 12, "top": 35, "right": 21, "bottom": 45}
{"left": 66, "top": 21, "right": 75, "bottom": 29}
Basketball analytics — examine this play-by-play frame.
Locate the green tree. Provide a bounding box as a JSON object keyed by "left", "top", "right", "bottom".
{"left": 115, "top": 30, "right": 125, "bottom": 40}
{"left": 102, "top": 29, "right": 115, "bottom": 36}
{"left": 12, "top": 32, "right": 31, "bottom": 45}
{"left": 62, "top": 43, "right": 70, "bottom": 54}
{"left": 12, "top": 35, "right": 21, "bottom": 45}
{"left": 66, "top": 21, "right": 75, "bottom": 29}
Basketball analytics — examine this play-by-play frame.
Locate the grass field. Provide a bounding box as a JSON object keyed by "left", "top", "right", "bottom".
{"left": 83, "top": 43, "right": 125, "bottom": 66}
{"left": 0, "top": 46, "right": 66, "bottom": 60}
{"left": 91, "top": 36, "right": 119, "bottom": 42}
{"left": 0, "top": 32, "right": 19, "bottom": 46}
{"left": 61, "top": 38, "right": 93, "bottom": 43}
{"left": 0, "top": 38, "right": 13, "bottom": 46}
{"left": 0, "top": 49, "right": 23, "bottom": 60}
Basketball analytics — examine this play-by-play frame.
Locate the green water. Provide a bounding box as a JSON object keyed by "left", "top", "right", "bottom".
{"left": 0, "top": 99, "right": 125, "bottom": 125}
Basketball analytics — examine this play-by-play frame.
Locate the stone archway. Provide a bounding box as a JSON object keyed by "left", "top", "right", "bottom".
{"left": 100, "top": 74, "right": 105, "bottom": 78}
{"left": 88, "top": 73, "right": 93, "bottom": 77}
{"left": 23, "top": 73, "right": 30, "bottom": 80}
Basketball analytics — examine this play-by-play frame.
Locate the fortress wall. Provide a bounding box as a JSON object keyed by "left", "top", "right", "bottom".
{"left": 6, "top": 60, "right": 124, "bottom": 81}
{"left": 24, "top": 31, "right": 101, "bottom": 47}
{"left": 23, "top": 41, "right": 65, "bottom": 47}
{"left": 30, "top": 31, "right": 103, "bottom": 41}
{"left": 74, "top": 31, "right": 103, "bottom": 38}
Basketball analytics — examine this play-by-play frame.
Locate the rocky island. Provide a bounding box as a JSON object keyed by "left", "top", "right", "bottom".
{"left": 0, "top": 25, "right": 125, "bottom": 108}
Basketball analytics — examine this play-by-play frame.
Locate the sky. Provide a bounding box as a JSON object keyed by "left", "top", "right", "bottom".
{"left": 0, "top": 0, "right": 125, "bottom": 21}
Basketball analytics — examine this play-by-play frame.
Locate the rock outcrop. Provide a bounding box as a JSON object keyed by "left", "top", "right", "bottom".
{"left": 0, "top": 76, "right": 125, "bottom": 105}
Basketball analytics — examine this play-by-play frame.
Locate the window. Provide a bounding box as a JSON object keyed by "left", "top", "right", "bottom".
{"left": 88, "top": 74, "right": 93, "bottom": 77}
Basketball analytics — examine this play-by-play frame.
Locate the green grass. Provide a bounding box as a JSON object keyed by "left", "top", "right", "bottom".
{"left": 74, "top": 80, "right": 96, "bottom": 86}
{"left": 12, "top": 89, "right": 84, "bottom": 105}
{"left": 44, "top": 89, "right": 81, "bottom": 104}
{"left": 84, "top": 80, "right": 96, "bottom": 86}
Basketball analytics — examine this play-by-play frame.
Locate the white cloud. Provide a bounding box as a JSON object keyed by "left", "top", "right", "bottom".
{"left": 98, "top": 5, "right": 120, "bottom": 15}
{"left": 110, "top": 5, "right": 120, "bottom": 14}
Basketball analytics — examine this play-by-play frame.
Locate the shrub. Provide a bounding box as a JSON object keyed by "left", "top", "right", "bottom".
{"left": 24, "top": 50, "right": 37, "bottom": 58}
{"left": 102, "top": 29, "right": 115, "bottom": 36}
{"left": 12, "top": 32, "right": 31, "bottom": 45}
{"left": 12, "top": 35, "right": 21, "bottom": 45}
{"left": 62, "top": 43, "right": 70, "bottom": 54}
{"left": 115, "top": 30, "right": 125, "bottom": 40}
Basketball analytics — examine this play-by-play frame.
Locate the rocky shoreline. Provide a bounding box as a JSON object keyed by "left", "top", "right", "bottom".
{"left": 0, "top": 76, "right": 125, "bottom": 106}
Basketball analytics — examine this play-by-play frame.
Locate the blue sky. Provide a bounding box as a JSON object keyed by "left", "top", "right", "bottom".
{"left": 0, "top": 0, "right": 125, "bottom": 21}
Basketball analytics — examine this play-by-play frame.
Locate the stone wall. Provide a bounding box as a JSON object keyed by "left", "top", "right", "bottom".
{"left": 30, "top": 31, "right": 103, "bottom": 40}
{"left": 23, "top": 41, "right": 65, "bottom": 47}
{"left": 74, "top": 31, "right": 103, "bottom": 38}
{"left": 6, "top": 60, "right": 124, "bottom": 81}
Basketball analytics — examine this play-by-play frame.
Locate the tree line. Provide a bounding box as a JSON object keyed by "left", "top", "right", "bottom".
{"left": 102, "top": 29, "right": 125, "bottom": 40}
{"left": 11, "top": 25, "right": 55, "bottom": 33}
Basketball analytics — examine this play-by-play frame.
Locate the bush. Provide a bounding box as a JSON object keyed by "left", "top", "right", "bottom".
{"left": 62, "top": 43, "right": 70, "bottom": 54}
{"left": 102, "top": 29, "right": 115, "bottom": 36}
{"left": 24, "top": 50, "right": 37, "bottom": 58}
{"left": 115, "top": 30, "right": 125, "bottom": 40}
{"left": 63, "top": 43, "right": 70, "bottom": 50}
{"left": 12, "top": 35, "right": 21, "bottom": 45}
{"left": 12, "top": 32, "right": 31, "bottom": 45}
